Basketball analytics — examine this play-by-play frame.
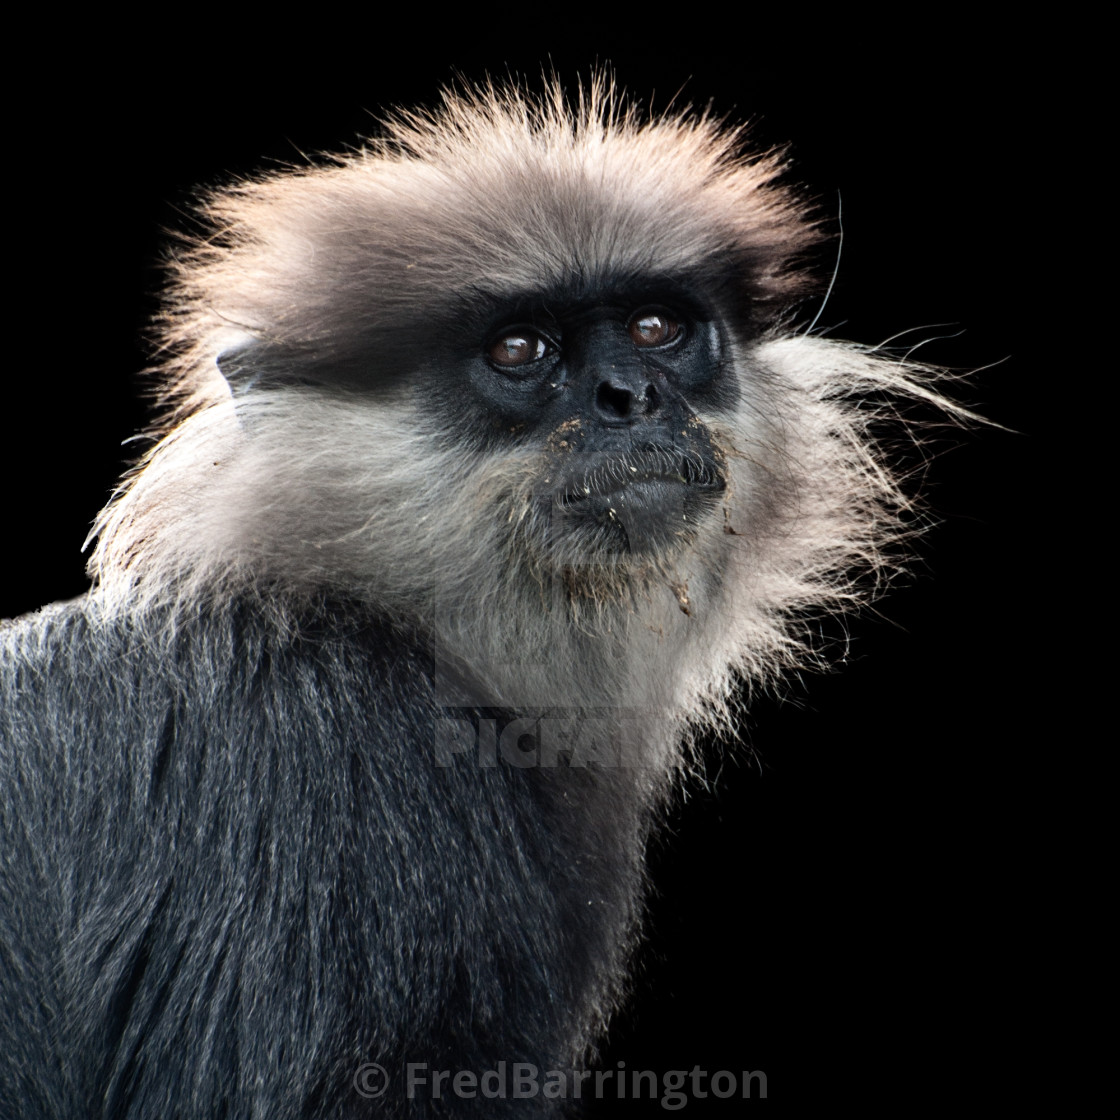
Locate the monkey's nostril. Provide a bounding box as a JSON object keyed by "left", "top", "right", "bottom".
{"left": 597, "top": 381, "right": 633, "bottom": 418}
{"left": 596, "top": 380, "right": 659, "bottom": 420}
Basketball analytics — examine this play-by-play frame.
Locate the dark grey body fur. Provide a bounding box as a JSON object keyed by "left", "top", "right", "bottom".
{"left": 1, "top": 595, "right": 641, "bottom": 1117}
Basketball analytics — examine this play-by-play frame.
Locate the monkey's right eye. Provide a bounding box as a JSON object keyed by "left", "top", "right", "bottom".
{"left": 487, "top": 329, "right": 553, "bottom": 370}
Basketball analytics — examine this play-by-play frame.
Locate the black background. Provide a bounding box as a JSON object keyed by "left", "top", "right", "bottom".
{"left": 5, "top": 21, "right": 1056, "bottom": 1114}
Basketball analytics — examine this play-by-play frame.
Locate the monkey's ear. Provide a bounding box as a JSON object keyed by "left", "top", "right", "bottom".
{"left": 217, "top": 340, "right": 307, "bottom": 394}
{"left": 216, "top": 340, "right": 324, "bottom": 394}
{"left": 216, "top": 343, "right": 264, "bottom": 394}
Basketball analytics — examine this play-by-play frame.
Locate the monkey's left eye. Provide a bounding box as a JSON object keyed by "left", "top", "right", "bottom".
{"left": 628, "top": 310, "right": 682, "bottom": 348}
{"left": 487, "top": 329, "right": 553, "bottom": 370}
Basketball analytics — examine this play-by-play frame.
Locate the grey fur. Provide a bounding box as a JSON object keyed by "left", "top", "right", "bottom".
{"left": 1, "top": 80, "right": 952, "bottom": 1118}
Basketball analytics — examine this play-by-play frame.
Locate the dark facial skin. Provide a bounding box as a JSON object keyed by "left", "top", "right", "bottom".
{"left": 468, "top": 289, "right": 731, "bottom": 556}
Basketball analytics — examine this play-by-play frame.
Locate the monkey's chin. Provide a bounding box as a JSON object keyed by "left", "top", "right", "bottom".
{"left": 553, "top": 479, "right": 724, "bottom": 558}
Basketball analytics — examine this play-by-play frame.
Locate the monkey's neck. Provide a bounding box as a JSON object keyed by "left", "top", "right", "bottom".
{"left": 419, "top": 557, "right": 730, "bottom": 775}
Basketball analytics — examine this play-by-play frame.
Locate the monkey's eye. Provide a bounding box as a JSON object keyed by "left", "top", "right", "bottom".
{"left": 487, "top": 328, "right": 554, "bottom": 370}
{"left": 628, "top": 309, "right": 682, "bottom": 348}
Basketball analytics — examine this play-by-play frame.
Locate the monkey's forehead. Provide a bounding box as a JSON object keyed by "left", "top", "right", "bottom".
{"left": 169, "top": 112, "right": 819, "bottom": 362}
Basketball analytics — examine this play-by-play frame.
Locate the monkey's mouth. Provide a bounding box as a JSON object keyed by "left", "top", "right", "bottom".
{"left": 550, "top": 450, "right": 725, "bottom": 554}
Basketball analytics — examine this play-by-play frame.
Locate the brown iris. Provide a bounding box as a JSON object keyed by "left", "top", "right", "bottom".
{"left": 628, "top": 310, "right": 681, "bottom": 348}
{"left": 488, "top": 330, "right": 549, "bottom": 368}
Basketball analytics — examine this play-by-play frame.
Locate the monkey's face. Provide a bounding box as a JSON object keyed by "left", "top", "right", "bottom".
{"left": 175, "top": 94, "right": 820, "bottom": 604}
{"left": 449, "top": 280, "right": 734, "bottom": 564}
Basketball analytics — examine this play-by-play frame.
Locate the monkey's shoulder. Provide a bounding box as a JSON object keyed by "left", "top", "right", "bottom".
{"left": 0, "top": 593, "right": 436, "bottom": 767}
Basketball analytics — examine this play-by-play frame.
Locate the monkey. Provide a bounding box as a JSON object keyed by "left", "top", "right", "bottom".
{"left": 0, "top": 79, "right": 957, "bottom": 1118}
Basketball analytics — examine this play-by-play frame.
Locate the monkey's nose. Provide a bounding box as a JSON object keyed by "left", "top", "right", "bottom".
{"left": 595, "top": 377, "right": 660, "bottom": 423}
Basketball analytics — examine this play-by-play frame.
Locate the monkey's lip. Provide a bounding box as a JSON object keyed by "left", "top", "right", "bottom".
{"left": 557, "top": 462, "right": 725, "bottom": 508}
{"left": 554, "top": 449, "right": 724, "bottom": 504}
{"left": 551, "top": 467, "right": 723, "bottom": 555}
{"left": 553, "top": 461, "right": 725, "bottom": 556}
